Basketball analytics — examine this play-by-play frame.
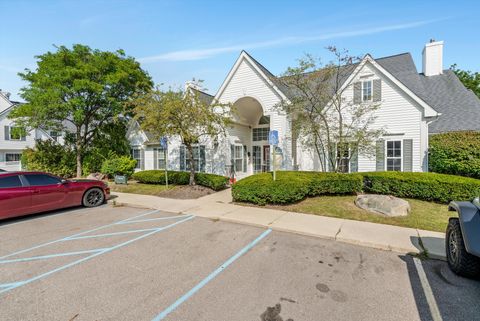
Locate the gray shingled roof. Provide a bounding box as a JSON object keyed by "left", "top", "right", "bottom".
{"left": 190, "top": 87, "right": 214, "bottom": 105}
{"left": 246, "top": 50, "right": 480, "bottom": 134}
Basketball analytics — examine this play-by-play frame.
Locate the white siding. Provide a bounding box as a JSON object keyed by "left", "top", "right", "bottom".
{"left": 218, "top": 57, "right": 293, "bottom": 171}
{"left": 297, "top": 61, "right": 428, "bottom": 172}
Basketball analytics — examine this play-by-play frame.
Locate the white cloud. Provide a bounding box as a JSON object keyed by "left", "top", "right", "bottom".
{"left": 139, "top": 19, "right": 441, "bottom": 63}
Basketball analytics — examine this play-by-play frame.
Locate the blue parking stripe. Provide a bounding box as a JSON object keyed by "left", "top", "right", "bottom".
{"left": 151, "top": 229, "right": 272, "bottom": 321}
{"left": 0, "top": 209, "right": 161, "bottom": 260}
{"left": 115, "top": 214, "right": 190, "bottom": 225}
{"left": 64, "top": 228, "right": 159, "bottom": 240}
{"left": 0, "top": 248, "right": 109, "bottom": 264}
{"left": 0, "top": 215, "right": 194, "bottom": 295}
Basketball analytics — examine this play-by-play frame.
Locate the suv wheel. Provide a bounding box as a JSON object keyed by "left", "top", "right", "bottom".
{"left": 446, "top": 218, "right": 480, "bottom": 278}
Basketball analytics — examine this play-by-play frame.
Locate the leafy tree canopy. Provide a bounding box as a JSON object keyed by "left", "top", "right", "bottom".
{"left": 10, "top": 44, "right": 153, "bottom": 176}
{"left": 133, "top": 83, "right": 232, "bottom": 184}
{"left": 451, "top": 64, "right": 480, "bottom": 99}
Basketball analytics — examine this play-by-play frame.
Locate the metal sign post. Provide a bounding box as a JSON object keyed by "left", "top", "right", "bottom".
{"left": 269, "top": 130, "right": 279, "bottom": 181}
{"left": 160, "top": 137, "right": 168, "bottom": 188}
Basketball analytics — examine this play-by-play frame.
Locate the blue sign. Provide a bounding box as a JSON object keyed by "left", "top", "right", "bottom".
{"left": 160, "top": 136, "right": 168, "bottom": 149}
{"left": 269, "top": 130, "right": 279, "bottom": 146}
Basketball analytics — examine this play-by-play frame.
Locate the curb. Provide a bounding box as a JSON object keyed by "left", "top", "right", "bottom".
{"left": 108, "top": 200, "right": 447, "bottom": 260}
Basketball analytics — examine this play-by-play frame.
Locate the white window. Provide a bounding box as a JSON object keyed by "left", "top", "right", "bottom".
{"left": 386, "top": 141, "right": 402, "bottom": 171}
{"left": 362, "top": 80, "right": 372, "bottom": 102}
{"left": 131, "top": 148, "right": 142, "bottom": 169}
{"left": 234, "top": 145, "right": 243, "bottom": 172}
{"left": 154, "top": 147, "right": 166, "bottom": 170}
{"left": 336, "top": 143, "right": 350, "bottom": 173}
{"left": 253, "top": 128, "right": 269, "bottom": 141}
{"left": 5, "top": 153, "right": 21, "bottom": 163}
{"left": 180, "top": 145, "right": 205, "bottom": 172}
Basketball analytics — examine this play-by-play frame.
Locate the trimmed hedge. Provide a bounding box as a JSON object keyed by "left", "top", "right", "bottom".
{"left": 232, "top": 171, "right": 480, "bottom": 205}
{"left": 131, "top": 170, "right": 228, "bottom": 191}
{"left": 362, "top": 172, "right": 480, "bottom": 204}
{"left": 429, "top": 131, "right": 480, "bottom": 179}
{"left": 195, "top": 173, "right": 229, "bottom": 191}
{"left": 232, "top": 171, "right": 363, "bottom": 205}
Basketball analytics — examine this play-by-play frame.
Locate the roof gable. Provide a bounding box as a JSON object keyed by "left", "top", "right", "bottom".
{"left": 213, "top": 51, "right": 288, "bottom": 102}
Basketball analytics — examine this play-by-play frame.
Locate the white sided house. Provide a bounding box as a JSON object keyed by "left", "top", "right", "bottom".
{"left": 0, "top": 91, "right": 56, "bottom": 171}
{"left": 127, "top": 40, "right": 480, "bottom": 178}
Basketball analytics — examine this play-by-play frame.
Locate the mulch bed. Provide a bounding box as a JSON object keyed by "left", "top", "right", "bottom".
{"left": 158, "top": 185, "right": 216, "bottom": 199}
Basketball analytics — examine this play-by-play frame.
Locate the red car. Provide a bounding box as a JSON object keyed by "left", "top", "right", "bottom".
{"left": 0, "top": 171, "right": 110, "bottom": 220}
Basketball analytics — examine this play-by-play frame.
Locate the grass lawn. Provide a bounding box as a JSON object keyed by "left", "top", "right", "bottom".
{"left": 108, "top": 181, "right": 175, "bottom": 196}
{"left": 268, "top": 195, "right": 455, "bottom": 232}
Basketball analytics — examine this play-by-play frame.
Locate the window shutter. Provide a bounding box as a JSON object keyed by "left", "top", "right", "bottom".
{"left": 353, "top": 82, "right": 361, "bottom": 104}
{"left": 376, "top": 140, "right": 385, "bottom": 171}
{"left": 180, "top": 146, "right": 185, "bottom": 171}
{"left": 200, "top": 145, "right": 206, "bottom": 172}
{"left": 373, "top": 79, "right": 382, "bottom": 102}
{"left": 403, "top": 139, "right": 413, "bottom": 172}
{"left": 4, "top": 126, "right": 9, "bottom": 141}
{"left": 243, "top": 146, "right": 247, "bottom": 172}
{"left": 350, "top": 145, "right": 358, "bottom": 173}
{"left": 230, "top": 144, "right": 235, "bottom": 170}
{"left": 140, "top": 149, "right": 145, "bottom": 170}
{"left": 153, "top": 148, "right": 158, "bottom": 169}
{"left": 21, "top": 134, "right": 26, "bottom": 141}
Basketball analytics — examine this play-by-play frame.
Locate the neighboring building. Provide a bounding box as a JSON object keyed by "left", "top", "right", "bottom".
{"left": 127, "top": 40, "right": 480, "bottom": 178}
{"left": 0, "top": 91, "right": 54, "bottom": 171}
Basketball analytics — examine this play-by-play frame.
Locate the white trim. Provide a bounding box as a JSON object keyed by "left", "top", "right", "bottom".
{"left": 213, "top": 51, "right": 289, "bottom": 103}
{"left": 384, "top": 139, "right": 403, "bottom": 171}
{"left": 336, "top": 55, "right": 439, "bottom": 118}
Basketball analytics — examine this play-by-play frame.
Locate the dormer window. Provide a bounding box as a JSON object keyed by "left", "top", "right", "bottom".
{"left": 362, "top": 80, "right": 372, "bottom": 102}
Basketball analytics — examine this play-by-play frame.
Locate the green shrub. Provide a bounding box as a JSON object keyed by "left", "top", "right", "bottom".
{"left": 232, "top": 171, "right": 361, "bottom": 205}
{"left": 232, "top": 171, "right": 480, "bottom": 205}
{"left": 21, "top": 140, "right": 76, "bottom": 177}
{"left": 363, "top": 172, "right": 480, "bottom": 203}
{"left": 132, "top": 170, "right": 190, "bottom": 185}
{"left": 429, "top": 131, "right": 480, "bottom": 179}
{"left": 101, "top": 156, "right": 137, "bottom": 178}
{"left": 132, "top": 170, "right": 228, "bottom": 190}
{"left": 195, "top": 173, "right": 229, "bottom": 191}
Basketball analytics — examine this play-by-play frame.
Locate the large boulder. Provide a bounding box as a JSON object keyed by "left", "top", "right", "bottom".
{"left": 355, "top": 194, "right": 410, "bottom": 217}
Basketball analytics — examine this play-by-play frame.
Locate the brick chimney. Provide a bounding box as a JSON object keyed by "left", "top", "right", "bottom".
{"left": 422, "top": 39, "right": 444, "bottom": 77}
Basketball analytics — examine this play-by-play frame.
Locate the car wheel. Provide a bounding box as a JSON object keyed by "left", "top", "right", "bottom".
{"left": 446, "top": 218, "right": 480, "bottom": 278}
{"left": 82, "top": 188, "right": 105, "bottom": 208}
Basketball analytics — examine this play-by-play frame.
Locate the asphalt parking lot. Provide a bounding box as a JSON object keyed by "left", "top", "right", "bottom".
{"left": 1, "top": 205, "right": 479, "bottom": 321}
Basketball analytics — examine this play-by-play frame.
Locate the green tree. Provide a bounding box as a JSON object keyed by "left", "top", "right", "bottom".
{"left": 277, "top": 47, "right": 383, "bottom": 172}
{"left": 451, "top": 64, "right": 480, "bottom": 99}
{"left": 10, "top": 44, "right": 153, "bottom": 177}
{"left": 133, "top": 83, "right": 231, "bottom": 185}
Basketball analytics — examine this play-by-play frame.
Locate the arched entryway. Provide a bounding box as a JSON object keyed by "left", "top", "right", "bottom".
{"left": 231, "top": 97, "right": 271, "bottom": 175}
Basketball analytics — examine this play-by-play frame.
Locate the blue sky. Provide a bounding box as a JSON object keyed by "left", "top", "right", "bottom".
{"left": 1, "top": 0, "right": 479, "bottom": 101}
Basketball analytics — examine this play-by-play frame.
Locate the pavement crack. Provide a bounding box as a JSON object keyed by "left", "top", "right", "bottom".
{"left": 334, "top": 222, "right": 344, "bottom": 240}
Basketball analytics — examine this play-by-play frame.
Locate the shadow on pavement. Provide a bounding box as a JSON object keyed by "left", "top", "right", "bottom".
{"left": 401, "top": 255, "right": 480, "bottom": 321}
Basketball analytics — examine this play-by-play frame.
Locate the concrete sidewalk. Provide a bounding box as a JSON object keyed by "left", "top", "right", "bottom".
{"left": 110, "top": 190, "right": 446, "bottom": 260}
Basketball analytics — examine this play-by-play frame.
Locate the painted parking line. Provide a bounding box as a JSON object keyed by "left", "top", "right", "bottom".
{"left": 0, "top": 208, "right": 162, "bottom": 260}
{"left": 0, "top": 248, "right": 108, "bottom": 264}
{"left": 413, "top": 258, "right": 443, "bottom": 321}
{"left": 151, "top": 228, "right": 272, "bottom": 321}
{"left": 0, "top": 215, "right": 195, "bottom": 295}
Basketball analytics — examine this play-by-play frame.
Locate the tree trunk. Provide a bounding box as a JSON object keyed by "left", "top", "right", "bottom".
{"left": 75, "top": 131, "right": 83, "bottom": 178}
{"left": 186, "top": 144, "right": 196, "bottom": 186}
{"left": 76, "top": 147, "right": 82, "bottom": 178}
